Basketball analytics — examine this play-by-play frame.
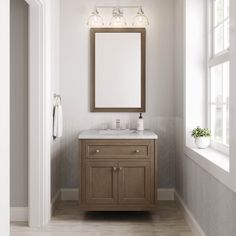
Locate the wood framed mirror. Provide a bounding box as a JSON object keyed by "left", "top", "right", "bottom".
{"left": 91, "top": 28, "right": 146, "bottom": 112}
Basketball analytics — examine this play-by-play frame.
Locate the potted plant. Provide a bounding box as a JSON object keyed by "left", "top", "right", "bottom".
{"left": 191, "top": 126, "right": 211, "bottom": 149}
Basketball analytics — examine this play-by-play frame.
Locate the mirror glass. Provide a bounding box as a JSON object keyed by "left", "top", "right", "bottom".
{"left": 91, "top": 28, "right": 145, "bottom": 112}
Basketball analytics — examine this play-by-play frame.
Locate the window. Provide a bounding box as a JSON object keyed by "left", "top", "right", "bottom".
{"left": 185, "top": 0, "right": 236, "bottom": 193}
{"left": 208, "top": 0, "right": 230, "bottom": 154}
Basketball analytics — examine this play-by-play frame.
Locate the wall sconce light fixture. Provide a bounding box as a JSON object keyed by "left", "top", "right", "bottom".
{"left": 87, "top": 6, "right": 149, "bottom": 27}
{"left": 133, "top": 7, "right": 149, "bottom": 27}
{"left": 87, "top": 8, "right": 104, "bottom": 27}
{"left": 110, "top": 7, "right": 127, "bottom": 27}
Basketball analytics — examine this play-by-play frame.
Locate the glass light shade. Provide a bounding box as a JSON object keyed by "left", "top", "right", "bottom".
{"left": 87, "top": 10, "right": 104, "bottom": 27}
{"left": 133, "top": 9, "right": 149, "bottom": 27}
{"left": 110, "top": 8, "right": 127, "bottom": 27}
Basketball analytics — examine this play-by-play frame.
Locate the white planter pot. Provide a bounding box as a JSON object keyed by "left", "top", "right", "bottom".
{"left": 195, "top": 137, "right": 210, "bottom": 149}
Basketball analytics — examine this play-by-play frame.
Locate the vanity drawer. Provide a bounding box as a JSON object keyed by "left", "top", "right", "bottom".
{"left": 85, "top": 140, "right": 153, "bottom": 159}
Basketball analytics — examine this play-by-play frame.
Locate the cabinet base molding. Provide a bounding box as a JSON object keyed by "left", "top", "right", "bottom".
{"left": 51, "top": 190, "right": 61, "bottom": 215}
{"left": 10, "top": 207, "right": 28, "bottom": 222}
{"left": 158, "top": 188, "right": 175, "bottom": 200}
{"left": 61, "top": 188, "right": 78, "bottom": 200}
{"left": 60, "top": 188, "right": 174, "bottom": 201}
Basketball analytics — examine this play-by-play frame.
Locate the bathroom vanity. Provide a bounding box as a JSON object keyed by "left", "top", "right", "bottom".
{"left": 78, "top": 130, "right": 158, "bottom": 211}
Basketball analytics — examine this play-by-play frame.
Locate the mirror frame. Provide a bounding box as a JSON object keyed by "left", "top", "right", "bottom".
{"left": 91, "top": 28, "right": 146, "bottom": 112}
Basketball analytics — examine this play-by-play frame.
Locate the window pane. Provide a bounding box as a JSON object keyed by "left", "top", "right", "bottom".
{"left": 224, "top": 19, "right": 229, "bottom": 49}
{"left": 214, "top": 24, "right": 224, "bottom": 54}
{"left": 224, "top": 0, "right": 229, "bottom": 18}
{"left": 211, "top": 64, "right": 223, "bottom": 142}
{"left": 211, "top": 64, "right": 223, "bottom": 103}
{"left": 215, "top": 0, "right": 224, "bottom": 25}
{"left": 223, "top": 62, "right": 229, "bottom": 102}
{"left": 223, "top": 62, "right": 230, "bottom": 145}
{"left": 211, "top": 104, "right": 223, "bottom": 143}
{"left": 210, "top": 62, "right": 230, "bottom": 146}
{"left": 226, "top": 102, "right": 229, "bottom": 145}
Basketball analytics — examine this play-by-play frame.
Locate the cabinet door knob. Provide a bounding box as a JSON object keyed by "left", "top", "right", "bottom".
{"left": 96, "top": 149, "right": 100, "bottom": 153}
{"left": 113, "top": 167, "right": 117, "bottom": 171}
{"left": 119, "top": 167, "right": 123, "bottom": 171}
{"left": 135, "top": 150, "right": 140, "bottom": 153}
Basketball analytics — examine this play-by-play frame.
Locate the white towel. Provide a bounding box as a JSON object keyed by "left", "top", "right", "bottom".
{"left": 53, "top": 103, "right": 63, "bottom": 138}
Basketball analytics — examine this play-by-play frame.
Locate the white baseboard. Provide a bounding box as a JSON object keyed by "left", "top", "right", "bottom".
{"left": 10, "top": 207, "right": 28, "bottom": 222}
{"left": 61, "top": 188, "right": 79, "bottom": 200}
{"left": 157, "top": 188, "right": 175, "bottom": 200}
{"left": 175, "top": 191, "right": 206, "bottom": 236}
{"left": 51, "top": 190, "right": 61, "bottom": 215}
{"left": 60, "top": 188, "right": 175, "bottom": 201}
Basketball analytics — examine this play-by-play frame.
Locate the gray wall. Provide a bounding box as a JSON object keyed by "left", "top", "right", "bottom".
{"left": 174, "top": 0, "right": 236, "bottom": 235}
{"left": 10, "top": 0, "right": 28, "bottom": 207}
{"left": 60, "top": 0, "right": 176, "bottom": 190}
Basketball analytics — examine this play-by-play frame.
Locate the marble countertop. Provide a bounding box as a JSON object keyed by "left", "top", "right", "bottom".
{"left": 78, "top": 129, "right": 158, "bottom": 140}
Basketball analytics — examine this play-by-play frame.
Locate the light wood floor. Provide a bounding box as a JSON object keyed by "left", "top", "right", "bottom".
{"left": 11, "top": 201, "right": 194, "bottom": 236}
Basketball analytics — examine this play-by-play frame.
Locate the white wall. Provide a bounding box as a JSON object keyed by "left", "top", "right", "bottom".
{"left": 0, "top": 0, "right": 10, "bottom": 234}
{"left": 60, "top": 0, "right": 176, "bottom": 189}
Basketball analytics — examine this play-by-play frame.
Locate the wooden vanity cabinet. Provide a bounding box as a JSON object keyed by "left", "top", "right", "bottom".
{"left": 79, "top": 139, "right": 158, "bottom": 211}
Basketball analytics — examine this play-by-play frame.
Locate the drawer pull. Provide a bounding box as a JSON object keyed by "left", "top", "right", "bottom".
{"left": 135, "top": 150, "right": 140, "bottom": 153}
{"left": 96, "top": 149, "right": 100, "bottom": 153}
{"left": 113, "top": 167, "right": 117, "bottom": 171}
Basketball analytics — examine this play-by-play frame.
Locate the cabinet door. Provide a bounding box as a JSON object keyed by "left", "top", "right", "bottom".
{"left": 86, "top": 161, "right": 118, "bottom": 204}
{"left": 118, "top": 161, "right": 151, "bottom": 204}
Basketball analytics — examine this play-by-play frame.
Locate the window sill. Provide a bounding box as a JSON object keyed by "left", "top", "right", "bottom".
{"left": 185, "top": 146, "right": 229, "bottom": 172}
{"left": 184, "top": 146, "right": 232, "bottom": 190}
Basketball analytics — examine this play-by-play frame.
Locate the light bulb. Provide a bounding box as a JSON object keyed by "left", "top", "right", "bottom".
{"left": 87, "top": 9, "right": 104, "bottom": 27}
{"left": 110, "top": 8, "right": 127, "bottom": 27}
{"left": 133, "top": 7, "right": 149, "bottom": 27}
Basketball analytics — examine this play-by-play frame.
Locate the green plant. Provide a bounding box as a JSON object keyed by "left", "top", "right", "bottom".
{"left": 191, "top": 126, "right": 211, "bottom": 138}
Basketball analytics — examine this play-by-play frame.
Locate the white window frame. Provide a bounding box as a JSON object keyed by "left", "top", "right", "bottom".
{"left": 207, "top": 0, "right": 230, "bottom": 155}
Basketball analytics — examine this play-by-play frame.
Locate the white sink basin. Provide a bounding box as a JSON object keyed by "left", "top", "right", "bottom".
{"left": 99, "top": 129, "right": 136, "bottom": 135}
